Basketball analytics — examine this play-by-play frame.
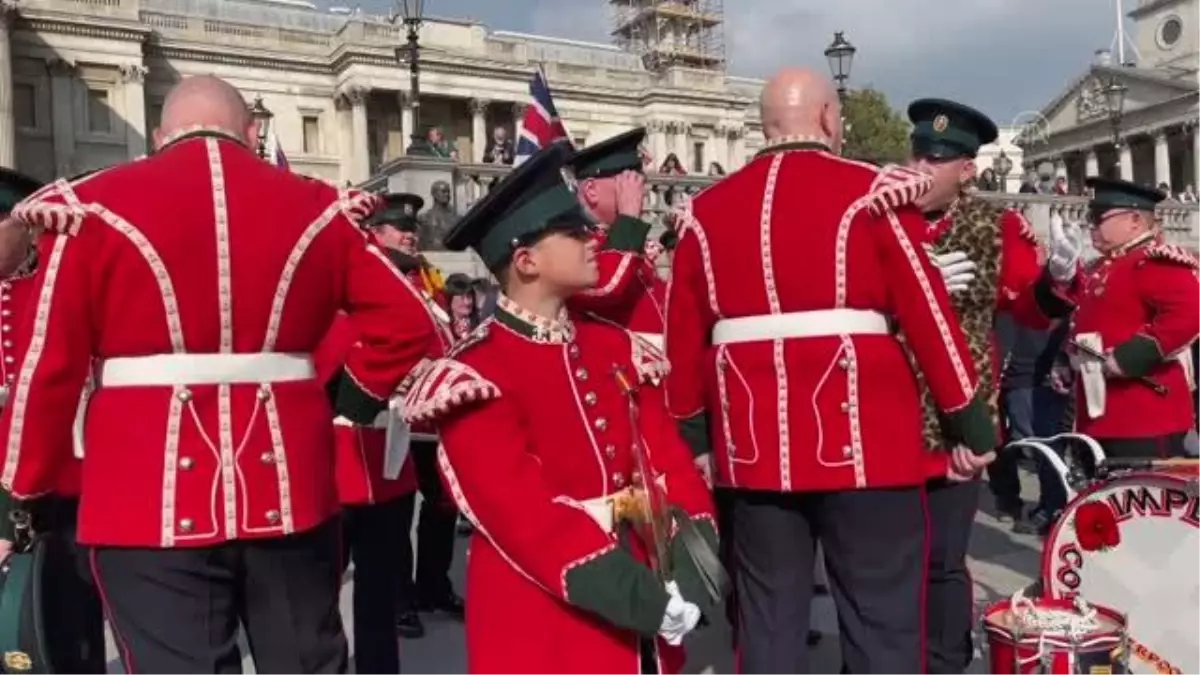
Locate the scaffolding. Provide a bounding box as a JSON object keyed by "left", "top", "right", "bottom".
{"left": 609, "top": 0, "right": 725, "bottom": 72}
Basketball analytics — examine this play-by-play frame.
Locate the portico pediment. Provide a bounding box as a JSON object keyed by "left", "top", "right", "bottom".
{"left": 1029, "top": 64, "right": 1198, "bottom": 138}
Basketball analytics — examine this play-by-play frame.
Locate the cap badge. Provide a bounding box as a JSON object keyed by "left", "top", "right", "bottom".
{"left": 932, "top": 115, "right": 949, "bottom": 133}
{"left": 560, "top": 166, "right": 578, "bottom": 193}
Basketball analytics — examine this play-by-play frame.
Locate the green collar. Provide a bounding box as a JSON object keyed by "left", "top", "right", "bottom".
{"left": 493, "top": 294, "right": 575, "bottom": 344}
{"left": 1108, "top": 230, "right": 1157, "bottom": 259}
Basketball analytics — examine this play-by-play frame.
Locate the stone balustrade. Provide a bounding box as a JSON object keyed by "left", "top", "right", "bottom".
{"left": 366, "top": 158, "right": 1200, "bottom": 278}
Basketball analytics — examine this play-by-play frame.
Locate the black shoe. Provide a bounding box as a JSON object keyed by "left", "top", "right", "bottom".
{"left": 417, "top": 590, "right": 465, "bottom": 620}
{"left": 813, "top": 583, "right": 829, "bottom": 596}
{"left": 807, "top": 630, "right": 823, "bottom": 646}
{"left": 1013, "top": 510, "right": 1055, "bottom": 537}
{"left": 396, "top": 611, "right": 425, "bottom": 639}
{"left": 994, "top": 498, "right": 1025, "bottom": 523}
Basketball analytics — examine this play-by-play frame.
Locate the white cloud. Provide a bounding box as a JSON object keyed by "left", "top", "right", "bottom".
{"left": 357, "top": 0, "right": 1119, "bottom": 121}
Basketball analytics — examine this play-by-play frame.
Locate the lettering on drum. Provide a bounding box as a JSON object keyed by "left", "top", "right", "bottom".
{"left": 1054, "top": 542, "right": 1084, "bottom": 597}
{"left": 1129, "top": 636, "right": 1182, "bottom": 675}
{"left": 1104, "top": 486, "right": 1199, "bottom": 528}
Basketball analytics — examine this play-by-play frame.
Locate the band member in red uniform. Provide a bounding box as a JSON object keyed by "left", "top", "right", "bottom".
{"left": 569, "top": 128, "right": 668, "bottom": 348}
{"left": 1041, "top": 177, "right": 1199, "bottom": 458}
{"left": 0, "top": 168, "right": 106, "bottom": 673}
{"left": 664, "top": 68, "right": 997, "bottom": 673}
{"left": 0, "top": 75, "right": 436, "bottom": 673}
{"left": 403, "top": 142, "right": 720, "bottom": 674}
{"left": 362, "top": 193, "right": 465, "bottom": 632}
{"left": 901, "top": 98, "right": 1066, "bottom": 674}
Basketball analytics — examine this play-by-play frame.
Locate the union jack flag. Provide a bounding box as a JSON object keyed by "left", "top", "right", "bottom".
{"left": 265, "top": 118, "right": 289, "bottom": 171}
{"left": 513, "top": 66, "right": 570, "bottom": 167}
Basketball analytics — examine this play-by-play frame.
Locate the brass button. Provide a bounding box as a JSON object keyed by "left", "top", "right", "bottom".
{"left": 631, "top": 471, "right": 643, "bottom": 487}
{"left": 612, "top": 473, "right": 626, "bottom": 488}
{"left": 3, "top": 356, "right": 11, "bottom": 364}
{"left": 837, "top": 358, "right": 850, "bottom": 369}
{"left": 594, "top": 417, "right": 607, "bottom": 432}
{"left": 179, "top": 518, "right": 194, "bottom": 533}
{"left": 179, "top": 456, "right": 194, "bottom": 470}
{"left": 257, "top": 386, "right": 272, "bottom": 401}
{"left": 176, "top": 388, "right": 193, "bottom": 402}
{"left": 584, "top": 392, "right": 598, "bottom": 406}
{"left": 842, "top": 445, "right": 852, "bottom": 458}
{"left": 266, "top": 509, "right": 281, "bottom": 524}
{"left": 604, "top": 444, "right": 616, "bottom": 459}
{"left": 260, "top": 451, "right": 275, "bottom": 464}
{"left": 840, "top": 401, "right": 849, "bottom": 413}
{"left": 575, "top": 368, "right": 588, "bottom": 381}
{"left": 1, "top": 309, "right": 9, "bottom": 317}
{"left": 568, "top": 343, "right": 580, "bottom": 358}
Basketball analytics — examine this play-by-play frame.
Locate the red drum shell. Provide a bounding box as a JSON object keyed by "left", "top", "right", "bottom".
{"left": 983, "top": 597, "right": 1127, "bottom": 674}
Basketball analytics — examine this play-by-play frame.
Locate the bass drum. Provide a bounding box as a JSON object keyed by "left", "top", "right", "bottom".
{"left": 0, "top": 531, "right": 106, "bottom": 674}
{"left": 1042, "top": 467, "right": 1199, "bottom": 675}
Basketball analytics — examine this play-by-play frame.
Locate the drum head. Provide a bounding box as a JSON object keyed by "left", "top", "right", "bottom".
{"left": 1043, "top": 471, "right": 1199, "bottom": 674}
{"left": 0, "top": 533, "right": 103, "bottom": 674}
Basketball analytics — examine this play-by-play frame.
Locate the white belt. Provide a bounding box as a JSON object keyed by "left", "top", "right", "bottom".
{"left": 1070, "top": 333, "right": 1106, "bottom": 420}
{"left": 99, "top": 353, "right": 316, "bottom": 387}
{"left": 633, "top": 332, "right": 664, "bottom": 350}
{"left": 711, "top": 309, "right": 891, "bottom": 346}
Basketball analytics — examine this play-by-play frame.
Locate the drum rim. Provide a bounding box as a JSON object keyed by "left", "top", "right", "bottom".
{"left": 982, "top": 596, "right": 1128, "bottom": 646}
{"left": 1041, "top": 469, "right": 1196, "bottom": 595}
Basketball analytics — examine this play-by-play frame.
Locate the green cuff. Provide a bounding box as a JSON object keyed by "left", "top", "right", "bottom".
{"left": 942, "top": 395, "right": 998, "bottom": 456}
{"left": 670, "top": 517, "right": 721, "bottom": 616}
{"left": 676, "top": 413, "right": 711, "bottom": 458}
{"left": 604, "top": 216, "right": 652, "bottom": 253}
{"left": 564, "top": 546, "right": 668, "bottom": 637}
{"left": 332, "top": 368, "right": 386, "bottom": 426}
{"left": 1112, "top": 334, "right": 1164, "bottom": 379}
{"left": 1033, "top": 267, "right": 1076, "bottom": 319}
{"left": 0, "top": 490, "right": 13, "bottom": 541}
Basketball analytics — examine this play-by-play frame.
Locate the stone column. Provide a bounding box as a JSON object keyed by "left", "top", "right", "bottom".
{"left": 0, "top": 2, "right": 16, "bottom": 168}
{"left": 1153, "top": 130, "right": 1171, "bottom": 190}
{"left": 1085, "top": 148, "right": 1100, "bottom": 178}
{"left": 470, "top": 98, "right": 488, "bottom": 162}
{"left": 1193, "top": 124, "right": 1199, "bottom": 189}
{"left": 711, "top": 125, "right": 729, "bottom": 171}
{"left": 1053, "top": 157, "right": 1068, "bottom": 179}
{"left": 120, "top": 64, "right": 148, "bottom": 160}
{"left": 730, "top": 127, "right": 746, "bottom": 169}
{"left": 647, "top": 121, "right": 668, "bottom": 168}
{"left": 1119, "top": 143, "right": 1133, "bottom": 181}
{"left": 47, "top": 58, "right": 76, "bottom": 177}
{"left": 343, "top": 86, "right": 370, "bottom": 183}
{"left": 396, "top": 91, "right": 413, "bottom": 144}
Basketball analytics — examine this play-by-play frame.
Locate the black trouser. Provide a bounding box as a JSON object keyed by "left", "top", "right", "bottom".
{"left": 1097, "top": 432, "right": 1189, "bottom": 461}
{"left": 924, "top": 478, "right": 980, "bottom": 675}
{"left": 28, "top": 496, "right": 106, "bottom": 674}
{"left": 732, "top": 487, "right": 925, "bottom": 674}
{"left": 90, "top": 519, "right": 347, "bottom": 674}
{"left": 342, "top": 498, "right": 410, "bottom": 674}
{"left": 396, "top": 439, "right": 458, "bottom": 606}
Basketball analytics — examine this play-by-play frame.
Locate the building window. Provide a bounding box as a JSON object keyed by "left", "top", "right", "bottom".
{"left": 13, "top": 83, "right": 36, "bottom": 130}
{"left": 1158, "top": 16, "right": 1183, "bottom": 49}
{"left": 692, "top": 141, "right": 705, "bottom": 174}
{"left": 86, "top": 88, "right": 112, "bottom": 134}
{"left": 302, "top": 115, "right": 320, "bottom": 154}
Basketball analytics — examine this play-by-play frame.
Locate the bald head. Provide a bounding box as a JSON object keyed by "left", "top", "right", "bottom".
{"left": 760, "top": 68, "right": 842, "bottom": 152}
{"left": 154, "top": 76, "right": 256, "bottom": 151}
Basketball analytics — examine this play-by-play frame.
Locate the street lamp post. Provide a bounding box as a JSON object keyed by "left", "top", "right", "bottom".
{"left": 396, "top": 0, "right": 426, "bottom": 155}
{"left": 249, "top": 95, "right": 273, "bottom": 160}
{"left": 994, "top": 148, "right": 1013, "bottom": 193}
{"left": 824, "top": 31, "right": 856, "bottom": 103}
{"left": 1104, "top": 76, "right": 1127, "bottom": 158}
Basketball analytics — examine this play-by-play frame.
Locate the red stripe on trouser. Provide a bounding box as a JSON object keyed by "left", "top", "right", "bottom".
{"left": 88, "top": 548, "right": 137, "bottom": 675}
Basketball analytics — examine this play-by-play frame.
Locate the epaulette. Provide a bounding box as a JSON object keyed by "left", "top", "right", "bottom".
{"left": 1140, "top": 243, "right": 1199, "bottom": 269}
{"left": 866, "top": 165, "right": 934, "bottom": 216}
{"left": 402, "top": 356, "right": 502, "bottom": 424}
{"left": 631, "top": 333, "right": 670, "bottom": 385}
{"left": 11, "top": 178, "right": 88, "bottom": 236}
{"left": 308, "top": 176, "right": 382, "bottom": 227}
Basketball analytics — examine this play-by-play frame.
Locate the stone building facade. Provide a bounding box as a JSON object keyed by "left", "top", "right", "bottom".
{"left": 0, "top": 0, "right": 765, "bottom": 183}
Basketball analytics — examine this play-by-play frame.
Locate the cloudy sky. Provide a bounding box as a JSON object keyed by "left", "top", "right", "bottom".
{"left": 357, "top": 0, "right": 1122, "bottom": 123}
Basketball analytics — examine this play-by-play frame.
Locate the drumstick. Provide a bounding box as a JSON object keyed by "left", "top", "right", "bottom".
{"left": 1069, "top": 340, "right": 1169, "bottom": 396}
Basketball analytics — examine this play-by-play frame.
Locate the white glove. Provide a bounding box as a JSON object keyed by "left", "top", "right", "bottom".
{"left": 658, "top": 581, "right": 701, "bottom": 646}
{"left": 926, "top": 248, "right": 978, "bottom": 295}
{"left": 1047, "top": 213, "right": 1083, "bottom": 282}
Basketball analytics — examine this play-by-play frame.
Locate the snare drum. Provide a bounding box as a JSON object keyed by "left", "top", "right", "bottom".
{"left": 1043, "top": 469, "right": 1199, "bottom": 674}
{"left": 983, "top": 596, "right": 1128, "bottom": 674}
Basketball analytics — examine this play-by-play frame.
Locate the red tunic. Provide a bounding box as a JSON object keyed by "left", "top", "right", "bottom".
{"left": 1059, "top": 241, "right": 1199, "bottom": 439}
{"left": 572, "top": 218, "right": 667, "bottom": 345}
{"left": 0, "top": 237, "right": 81, "bottom": 498}
{"left": 665, "top": 145, "right": 989, "bottom": 493}
{"left": 404, "top": 298, "right": 715, "bottom": 674}
{"left": 0, "top": 131, "right": 436, "bottom": 548}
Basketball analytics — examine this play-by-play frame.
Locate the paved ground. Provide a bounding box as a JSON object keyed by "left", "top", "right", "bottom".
{"left": 105, "top": 472, "right": 1046, "bottom": 674}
